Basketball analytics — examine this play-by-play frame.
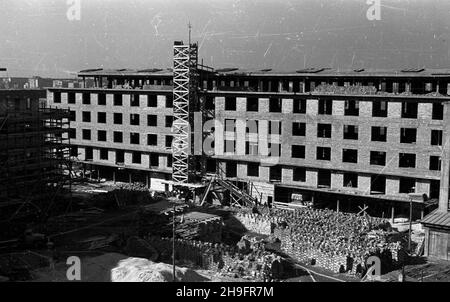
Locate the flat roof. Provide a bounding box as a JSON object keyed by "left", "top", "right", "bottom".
{"left": 78, "top": 67, "right": 450, "bottom": 78}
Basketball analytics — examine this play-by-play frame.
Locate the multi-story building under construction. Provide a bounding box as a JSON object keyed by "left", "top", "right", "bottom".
{"left": 0, "top": 88, "right": 71, "bottom": 224}
{"left": 46, "top": 42, "right": 450, "bottom": 258}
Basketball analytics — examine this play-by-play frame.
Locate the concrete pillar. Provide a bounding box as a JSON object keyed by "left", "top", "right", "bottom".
{"left": 337, "top": 200, "right": 340, "bottom": 213}
{"left": 113, "top": 171, "right": 116, "bottom": 183}
{"left": 439, "top": 102, "right": 450, "bottom": 212}
{"left": 129, "top": 173, "right": 132, "bottom": 184}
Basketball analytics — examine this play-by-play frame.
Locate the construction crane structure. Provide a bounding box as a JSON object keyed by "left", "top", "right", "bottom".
{"left": 171, "top": 36, "right": 258, "bottom": 207}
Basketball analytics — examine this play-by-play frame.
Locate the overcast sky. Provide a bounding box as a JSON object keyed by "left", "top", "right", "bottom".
{"left": 1, "top": 0, "right": 450, "bottom": 77}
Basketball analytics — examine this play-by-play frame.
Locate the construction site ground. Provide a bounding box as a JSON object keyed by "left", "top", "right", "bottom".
{"left": 1, "top": 179, "right": 450, "bottom": 282}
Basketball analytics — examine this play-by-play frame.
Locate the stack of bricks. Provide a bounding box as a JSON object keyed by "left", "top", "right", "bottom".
{"left": 233, "top": 212, "right": 279, "bottom": 235}
{"left": 145, "top": 235, "right": 274, "bottom": 281}
{"left": 258, "top": 208, "right": 404, "bottom": 275}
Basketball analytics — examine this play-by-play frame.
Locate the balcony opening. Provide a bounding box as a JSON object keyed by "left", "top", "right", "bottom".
{"left": 116, "top": 150, "right": 124, "bottom": 164}
{"left": 132, "top": 151, "right": 142, "bottom": 164}
{"left": 247, "top": 163, "right": 259, "bottom": 177}
{"left": 82, "top": 111, "right": 91, "bottom": 122}
{"left": 317, "top": 123, "right": 332, "bottom": 138}
{"left": 206, "top": 159, "right": 216, "bottom": 174}
{"left": 130, "top": 94, "right": 140, "bottom": 107}
{"left": 98, "top": 93, "right": 106, "bottom": 105}
{"left": 270, "top": 165, "right": 282, "bottom": 182}
{"left": 318, "top": 99, "right": 332, "bottom": 115}
{"left": 147, "top": 134, "right": 157, "bottom": 146}
{"left": 114, "top": 94, "right": 122, "bottom": 106}
{"left": 316, "top": 147, "right": 331, "bottom": 161}
{"left": 370, "top": 151, "right": 386, "bottom": 166}
{"left": 165, "top": 95, "right": 173, "bottom": 108}
{"left": 343, "top": 125, "right": 358, "bottom": 140}
{"left": 293, "top": 167, "right": 306, "bottom": 182}
{"left": 98, "top": 130, "right": 107, "bottom": 142}
{"left": 54, "top": 92, "right": 61, "bottom": 103}
{"left": 292, "top": 122, "right": 306, "bottom": 136}
{"left": 225, "top": 96, "right": 236, "bottom": 110}
{"left": 370, "top": 175, "right": 386, "bottom": 194}
{"left": 292, "top": 145, "right": 305, "bottom": 158}
{"left": 100, "top": 148, "right": 108, "bottom": 160}
{"left": 342, "top": 149, "right": 358, "bottom": 163}
{"left": 85, "top": 147, "right": 93, "bottom": 161}
{"left": 401, "top": 102, "right": 417, "bottom": 118}
{"left": 165, "top": 135, "right": 173, "bottom": 148}
{"left": 371, "top": 126, "right": 387, "bottom": 142}
{"left": 67, "top": 92, "right": 76, "bottom": 104}
{"left": 343, "top": 172, "right": 358, "bottom": 188}
{"left": 82, "top": 93, "right": 91, "bottom": 104}
{"left": 344, "top": 100, "right": 359, "bottom": 116}
{"left": 97, "top": 112, "right": 106, "bottom": 123}
{"left": 130, "top": 132, "right": 140, "bottom": 145}
{"left": 399, "top": 177, "right": 415, "bottom": 193}
{"left": 113, "top": 131, "right": 123, "bottom": 143}
{"left": 372, "top": 100, "right": 387, "bottom": 117}
{"left": 147, "top": 114, "right": 157, "bottom": 127}
{"left": 430, "top": 156, "right": 441, "bottom": 171}
{"left": 147, "top": 95, "right": 157, "bottom": 107}
{"left": 432, "top": 103, "right": 443, "bottom": 120}
{"left": 150, "top": 153, "right": 159, "bottom": 167}
{"left": 400, "top": 128, "right": 417, "bottom": 144}
{"left": 431, "top": 130, "right": 443, "bottom": 146}
{"left": 269, "top": 98, "right": 282, "bottom": 112}
{"left": 113, "top": 113, "right": 122, "bottom": 125}
{"left": 293, "top": 99, "right": 306, "bottom": 113}
{"left": 130, "top": 113, "right": 140, "bottom": 126}
{"left": 165, "top": 116, "right": 173, "bottom": 128}
{"left": 317, "top": 170, "right": 331, "bottom": 188}
{"left": 247, "top": 97, "right": 258, "bottom": 111}
{"left": 399, "top": 153, "right": 416, "bottom": 168}
{"left": 226, "top": 162, "right": 237, "bottom": 178}
{"left": 205, "top": 96, "right": 215, "bottom": 110}
{"left": 82, "top": 129, "right": 91, "bottom": 140}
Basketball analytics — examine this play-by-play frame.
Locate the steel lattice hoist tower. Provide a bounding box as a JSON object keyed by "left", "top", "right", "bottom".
{"left": 172, "top": 41, "right": 199, "bottom": 186}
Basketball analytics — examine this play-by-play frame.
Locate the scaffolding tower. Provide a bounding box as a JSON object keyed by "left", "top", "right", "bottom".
{"left": 172, "top": 41, "right": 199, "bottom": 186}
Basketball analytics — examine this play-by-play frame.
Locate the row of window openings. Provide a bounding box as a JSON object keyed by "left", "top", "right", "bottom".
{"left": 224, "top": 141, "right": 441, "bottom": 171}
{"left": 227, "top": 163, "right": 429, "bottom": 193}
{"left": 54, "top": 92, "right": 173, "bottom": 108}
{"left": 73, "top": 111, "right": 174, "bottom": 127}
{"left": 75, "top": 147, "right": 170, "bottom": 167}
{"left": 76, "top": 129, "right": 172, "bottom": 147}
{"left": 225, "top": 119, "right": 443, "bottom": 145}
{"left": 224, "top": 97, "right": 444, "bottom": 120}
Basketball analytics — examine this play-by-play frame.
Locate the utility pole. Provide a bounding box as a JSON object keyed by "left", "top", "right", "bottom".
{"left": 409, "top": 196, "right": 413, "bottom": 253}
{"left": 172, "top": 204, "right": 176, "bottom": 282}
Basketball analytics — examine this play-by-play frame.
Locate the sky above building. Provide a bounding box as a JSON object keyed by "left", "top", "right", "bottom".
{"left": 0, "top": 0, "right": 450, "bottom": 77}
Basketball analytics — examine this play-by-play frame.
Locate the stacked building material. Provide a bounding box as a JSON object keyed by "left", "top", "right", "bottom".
{"left": 233, "top": 212, "right": 280, "bottom": 235}
{"left": 145, "top": 236, "right": 277, "bottom": 281}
